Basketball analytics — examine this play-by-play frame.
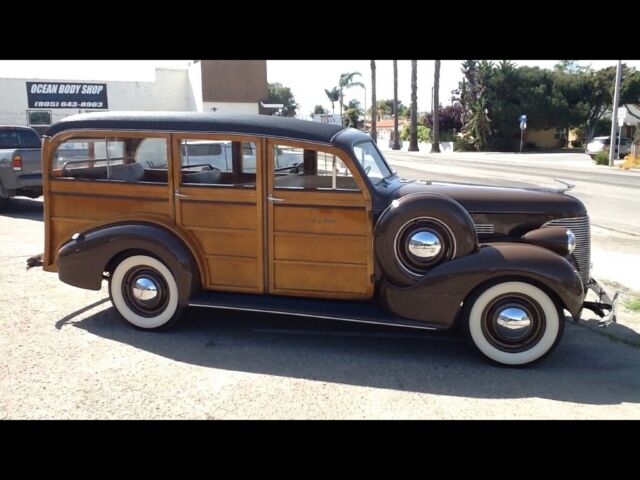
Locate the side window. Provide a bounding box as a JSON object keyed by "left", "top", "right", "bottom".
{"left": 179, "top": 139, "right": 256, "bottom": 188}
{"left": 273, "top": 145, "right": 359, "bottom": 191}
{"left": 52, "top": 136, "right": 168, "bottom": 184}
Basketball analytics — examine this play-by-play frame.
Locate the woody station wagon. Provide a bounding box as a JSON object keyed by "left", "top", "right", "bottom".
{"left": 41, "top": 112, "right": 618, "bottom": 366}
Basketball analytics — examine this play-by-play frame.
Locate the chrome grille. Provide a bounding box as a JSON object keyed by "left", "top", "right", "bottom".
{"left": 542, "top": 216, "right": 590, "bottom": 285}
{"left": 474, "top": 224, "right": 495, "bottom": 235}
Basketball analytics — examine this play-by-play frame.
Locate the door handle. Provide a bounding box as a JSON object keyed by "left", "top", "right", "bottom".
{"left": 267, "top": 194, "right": 285, "bottom": 203}
{"left": 175, "top": 192, "right": 190, "bottom": 199}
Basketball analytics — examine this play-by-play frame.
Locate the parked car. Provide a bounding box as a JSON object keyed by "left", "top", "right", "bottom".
{"left": 40, "top": 112, "right": 618, "bottom": 366}
{"left": 0, "top": 125, "right": 43, "bottom": 211}
{"left": 585, "top": 136, "right": 632, "bottom": 159}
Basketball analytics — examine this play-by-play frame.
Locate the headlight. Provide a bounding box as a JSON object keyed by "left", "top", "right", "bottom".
{"left": 567, "top": 229, "right": 576, "bottom": 254}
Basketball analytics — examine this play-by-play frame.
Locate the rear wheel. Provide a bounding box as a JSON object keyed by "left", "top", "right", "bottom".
{"left": 0, "top": 197, "right": 9, "bottom": 212}
{"left": 466, "top": 281, "right": 564, "bottom": 366}
{"left": 109, "top": 254, "right": 184, "bottom": 330}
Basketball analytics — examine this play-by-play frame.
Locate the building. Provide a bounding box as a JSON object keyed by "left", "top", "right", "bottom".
{"left": 0, "top": 61, "right": 270, "bottom": 135}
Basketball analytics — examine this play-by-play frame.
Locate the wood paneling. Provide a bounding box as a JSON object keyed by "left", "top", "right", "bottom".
{"left": 273, "top": 205, "right": 367, "bottom": 235}
{"left": 180, "top": 201, "right": 256, "bottom": 230}
{"left": 207, "top": 257, "right": 260, "bottom": 289}
{"left": 274, "top": 262, "right": 369, "bottom": 295}
{"left": 191, "top": 229, "right": 257, "bottom": 258}
{"left": 274, "top": 233, "right": 367, "bottom": 265}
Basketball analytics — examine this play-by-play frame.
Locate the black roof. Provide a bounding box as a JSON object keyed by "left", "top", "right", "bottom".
{"left": 46, "top": 111, "right": 348, "bottom": 143}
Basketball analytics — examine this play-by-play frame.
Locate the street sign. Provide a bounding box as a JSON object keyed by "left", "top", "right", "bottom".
{"left": 519, "top": 114, "right": 527, "bottom": 122}
{"left": 617, "top": 107, "right": 628, "bottom": 125}
{"left": 520, "top": 121, "right": 527, "bottom": 131}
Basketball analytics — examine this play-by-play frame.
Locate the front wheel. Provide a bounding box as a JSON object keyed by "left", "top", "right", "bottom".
{"left": 109, "top": 254, "right": 184, "bottom": 330}
{"left": 466, "top": 281, "right": 564, "bottom": 366}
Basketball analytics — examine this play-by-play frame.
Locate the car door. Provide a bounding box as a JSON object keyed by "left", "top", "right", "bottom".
{"left": 266, "top": 139, "right": 374, "bottom": 300}
{"left": 172, "top": 133, "right": 266, "bottom": 294}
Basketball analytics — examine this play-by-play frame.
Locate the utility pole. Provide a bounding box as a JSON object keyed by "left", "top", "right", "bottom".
{"left": 609, "top": 60, "right": 623, "bottom": 166}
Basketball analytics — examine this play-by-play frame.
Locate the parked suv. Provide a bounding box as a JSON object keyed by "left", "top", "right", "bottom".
{"left": 585, "top": 136, "right": 632, "bottom": 159}
{"left": 0, "top": 125, "right": 43, "bottom": 211}
{"left": 40, "top": 112, "right": 618, "bottom": 366}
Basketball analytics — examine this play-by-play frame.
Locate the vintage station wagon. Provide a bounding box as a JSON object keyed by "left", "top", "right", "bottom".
{"left": 41, "top": 112, "right": 618, "bottom": 366}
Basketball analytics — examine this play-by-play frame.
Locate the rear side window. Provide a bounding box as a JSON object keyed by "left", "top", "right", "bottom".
{"left": 52, "top": 136, "right": 168, "bottom": 184}
{"left": 0, "top": 129, "right": 40, "bottom": 148}
{"left": 16, "top": 129, "right": 41, "bottom": 148}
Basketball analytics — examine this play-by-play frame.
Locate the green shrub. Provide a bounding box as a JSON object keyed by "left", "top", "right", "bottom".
{"left": 401, "top": 124, "right": 431, "bottom": 143}
{"left": 454, "top": 137, "right": 475, "bottom": 151}
{"left": 593, "top": 150, "right": 609, "bottom": 165}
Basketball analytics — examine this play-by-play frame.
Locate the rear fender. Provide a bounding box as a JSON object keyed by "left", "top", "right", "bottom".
{"left": 57, "top": 222, "right": 200, "bottom": 303}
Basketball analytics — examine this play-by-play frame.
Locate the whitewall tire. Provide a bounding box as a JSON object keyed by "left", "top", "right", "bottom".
{"left": 109, "top": 255, "right": 183, "bottom": 330}
{"left": 467, "top": 281, "right": 563, "bottom": 366}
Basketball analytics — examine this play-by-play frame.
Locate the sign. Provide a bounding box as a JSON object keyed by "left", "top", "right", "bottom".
{"left": 617, "top": 107, "right": 628, "bottom": 125}
{"left": 519, "top": 114, "right": 527, "bottom": 131}
{"left": 26, "top": 81, "right": 108, "bottom": 109}
{"left": 313, "top": 114, "right": 341, "bottom": 124}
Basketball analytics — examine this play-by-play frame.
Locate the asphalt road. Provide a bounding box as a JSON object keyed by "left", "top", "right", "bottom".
{"left": 1, "top": 198, "right": 640, "bottom": 419}
{"left": 383, "top": 150, "right": 640, "bottom": 290}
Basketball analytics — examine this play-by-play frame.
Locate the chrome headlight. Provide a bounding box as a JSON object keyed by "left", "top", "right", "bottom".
{"left": 567, "top": 229, "right": 576, "bottom": 254}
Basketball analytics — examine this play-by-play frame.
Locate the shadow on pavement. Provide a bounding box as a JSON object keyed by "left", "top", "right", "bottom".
{"left": 58, "top": 302, "right": 640, "bottom": 406}
{"left": 0, "top": 198, "right": 43, "bottom": 221}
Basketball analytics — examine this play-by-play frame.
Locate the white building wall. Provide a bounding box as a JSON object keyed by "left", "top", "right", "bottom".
{"left": 0, "top": 68, "right": 197, "bottom": 127}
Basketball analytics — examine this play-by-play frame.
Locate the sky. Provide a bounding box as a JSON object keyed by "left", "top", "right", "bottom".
{"left": 1, "top": 60, "right": 638, "bottom": 119}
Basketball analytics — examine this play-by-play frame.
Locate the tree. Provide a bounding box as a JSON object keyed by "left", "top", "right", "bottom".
{"left": 409, "top": 60, "right": 419, "bottom": 151}
{"left": 338, "top": 72, "right": 364, "bottom": 125}
{"left": 344, "top": 99, "right": 364, "bottom": 128}
{"left": 267, "top": 82, "right": 298, "bottom": 117}
{"left": 311, "top": 105, "right": 328, "bottom": 117}
{"left": 392, "top": 60, "right": 400, "bottom": 150}
{"left": 424, "top": 104, "right": 463, "bottom": 132}
{"left": 431, "top": 60, "right": 441, "bottom": 153}
{"left": 370, "top": 60, "right": 377, "bottom": 142}
{"left": 324, "top": 87, "right": 340, "bottom": 114}
{"left": 371, "top": 99, "right": 405, "bottom": 117}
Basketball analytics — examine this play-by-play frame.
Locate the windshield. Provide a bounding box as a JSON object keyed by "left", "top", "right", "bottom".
{"left": 352, "top": 140, "right": 393, "bottom": 183}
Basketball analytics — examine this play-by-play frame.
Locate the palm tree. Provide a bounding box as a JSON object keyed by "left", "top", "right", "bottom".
{"left": 324, "top": 87, "right": 340, "bottom": 114}
{"left": 344, "top": 99, "right": 364, "bottom": 128}
{"left": 431, "top": 60, "right": 441, "bottom": 153}
{"left": 338, "top": 72, "right": 364, "bottom": 125}
{"left": 370, "top": 60, "right": 377, "bottom": 143}
{"left": 409, "top": 60, "right": 419, "bottom": 151}
{"left": 392, "top": 60, "right": 400, "bottom": 150}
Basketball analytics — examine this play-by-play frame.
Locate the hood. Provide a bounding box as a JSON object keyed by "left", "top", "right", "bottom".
{"left": 387, "top": 180, "right": 587, "bottom": 218}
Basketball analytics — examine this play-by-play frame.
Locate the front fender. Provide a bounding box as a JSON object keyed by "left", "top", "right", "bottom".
{"left": 380, "top": 242, "right": 584, "bottom": 327}
{"left": 57, "top": 222, "right": 200, "bottom": 302}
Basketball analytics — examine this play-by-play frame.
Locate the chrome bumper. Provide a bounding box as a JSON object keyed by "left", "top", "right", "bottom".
{"left": 582, "top": 278, "right": 620, "bottom": 327}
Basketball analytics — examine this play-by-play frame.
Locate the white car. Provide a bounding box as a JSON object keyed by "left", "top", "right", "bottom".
{"left": 586, "top": 136, "right": 632, "bottom": 159}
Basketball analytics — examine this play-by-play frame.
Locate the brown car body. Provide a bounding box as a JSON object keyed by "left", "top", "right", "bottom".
{"left": 40, "top": 112, "right": 615, "bottom": 365}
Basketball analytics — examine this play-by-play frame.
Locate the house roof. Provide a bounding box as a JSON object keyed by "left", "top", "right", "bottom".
{"left": 375, "top": 118, "right": 407, "bottom": 129}
{"left": 46, "top": 111, "right": 348, "bottom": 143}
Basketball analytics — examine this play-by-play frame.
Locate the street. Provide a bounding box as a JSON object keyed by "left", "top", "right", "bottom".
{"left": 1, "top": 165, "right": 639, "bottom": 418}
{"left": 383, "top": 150, "right": 640, "bottom": 290}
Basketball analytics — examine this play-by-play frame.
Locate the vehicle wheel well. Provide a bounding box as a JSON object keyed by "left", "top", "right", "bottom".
{"left": 455, "top": 275, "right": 566, "bottom": 332}
{"left": 105, "top": 248, "right": 156, "bottom": 277}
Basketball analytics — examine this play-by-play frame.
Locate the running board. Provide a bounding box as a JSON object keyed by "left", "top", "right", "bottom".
{"left": 187, "top": 291, "right": 440, "bottom": 331}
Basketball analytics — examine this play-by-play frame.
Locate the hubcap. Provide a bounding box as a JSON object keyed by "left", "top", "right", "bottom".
{"left": 407, "top": 230, "right": 442, "bottom": 260}
{"left": 495, "top": 307, "right": 532, "bottom": 341}
{"left": 132, "top": 276, "right": 159, "bottom": 302}
{"left": 121, "top": 266, "right": 169, "bottom": 317}
{"left": 481, "top": 294, "right": 546, "bottom": 353}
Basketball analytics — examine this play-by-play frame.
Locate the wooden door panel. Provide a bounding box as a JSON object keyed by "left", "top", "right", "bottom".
{"left": 172, "top": 133, "right": 265, "bottom": 294}
{"left": 266, "top": 139, "right": 374, "bottom": 300}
